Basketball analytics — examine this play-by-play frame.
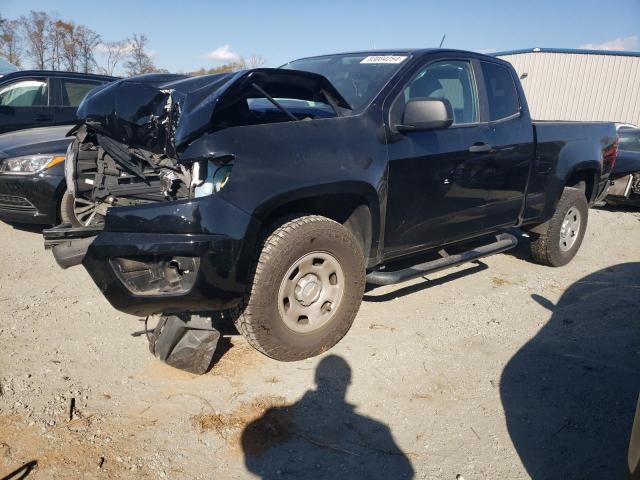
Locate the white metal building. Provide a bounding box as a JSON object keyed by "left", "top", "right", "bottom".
{"left": 495, "top": 48, "right": 640, "bottom": 125}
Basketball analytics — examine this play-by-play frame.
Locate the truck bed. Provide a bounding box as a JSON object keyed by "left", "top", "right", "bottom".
{"left": 521, "top": 120, "right": 617, "bottom": 225}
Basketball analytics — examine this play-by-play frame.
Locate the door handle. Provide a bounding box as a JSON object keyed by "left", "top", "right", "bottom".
{"left": 35, "top": 115, "right": 52, "bottom": 122}
{"left": 469, "top": 143, "right": 492, "bottom": 153}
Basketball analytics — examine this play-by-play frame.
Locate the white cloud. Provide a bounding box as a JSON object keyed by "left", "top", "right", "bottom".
{"left": 579, "top": 36, "right": 638, "bottom": 51}
{"left": 95, "top": 42, "right": 134, "bottom": 55}
{"left": 203, "top": 45, "right": 240, "bottom": 63}
{"left": 95, "top": 42, "right": 157, "bottom": 57}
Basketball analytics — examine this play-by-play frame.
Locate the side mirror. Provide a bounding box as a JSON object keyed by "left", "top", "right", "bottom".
{"left": 397, "top": 97, "right": 454, "bottom": 132}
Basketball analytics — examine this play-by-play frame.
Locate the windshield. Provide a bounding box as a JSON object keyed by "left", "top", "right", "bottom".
{"left": 619, "top": 129, "right": 640, "bottom": 153}
{"left": 282, "top": 53, "right": 410, "bottom": 111}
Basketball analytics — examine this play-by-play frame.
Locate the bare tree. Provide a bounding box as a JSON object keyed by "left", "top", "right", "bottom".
{"left": 0, "top": 19, "right": 23, "bottom": 67}
{"left": 124, "top": 33, "right": 156, "bottom": 76}
{"left": 56, "top": 20, "right": 80, "bottom": 72}
{"left": 48, "top": 19, "right": 66, "bottom": 70}
{"left": 20, "top": 11, "right": 51, "bottom": 70}
{"left": 188, "top": 53, "right": 267, "bottom": 76}
{"left": 240, "top": 54, "right": 266, "bottom": 69}
{"left": 76, "top": 26, "right": 101, "bottom": 73}
{"left": 98, "top": 39, "right": 129, "bottom": 76}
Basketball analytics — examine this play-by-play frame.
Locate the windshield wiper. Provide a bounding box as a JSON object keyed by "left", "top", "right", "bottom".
{"left": 320, "top": 88, "right": 344, "bottom": 117}
{"left": 251, "top": 82, "right": 298, "bottom": 122}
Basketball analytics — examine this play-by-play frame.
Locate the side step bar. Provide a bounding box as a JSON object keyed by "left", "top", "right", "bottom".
{"left": 366, "top": 233, "right": 518, "bottom": 286}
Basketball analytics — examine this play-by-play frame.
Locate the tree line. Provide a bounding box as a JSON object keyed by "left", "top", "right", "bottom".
{"left": 188, "top": 55, "right": 266, "bottom": 76}
{"left": 0, "top": 10, "right": 159, "bottom": 76}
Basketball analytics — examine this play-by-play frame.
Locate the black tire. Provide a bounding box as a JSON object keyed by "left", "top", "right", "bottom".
{"left": 529, "top": 187, "right": 588, "bottom": 267}
{"left": 59, "top": 190, "right": 83, "bottom": 227}
{"left": 235, "top": 215, "right": 366, "bottom": 361}
{"left": 59, "top": 190, "right": 101, "bottom": 227}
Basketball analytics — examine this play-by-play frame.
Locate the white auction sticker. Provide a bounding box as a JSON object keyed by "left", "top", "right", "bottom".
{"left": 360, "top": 55, "right": 408, "bottom": 64}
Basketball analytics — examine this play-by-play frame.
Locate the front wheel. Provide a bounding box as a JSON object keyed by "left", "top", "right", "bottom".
{"left": 529, "top": 187, "right": 588, "bottom": 267}
{"left": 235, "top": 215, "right": 366, "bottom": 361}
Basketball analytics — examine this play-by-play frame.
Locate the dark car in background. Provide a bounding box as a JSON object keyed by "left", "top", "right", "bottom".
{"left": 606, "top": 126, "right": 640, "bottom": 207}
{"left": 0, "top": 125, "right": 92, "bottom": 226}
{"left": 0, "top": 70, "right": 116, "bottom": 134}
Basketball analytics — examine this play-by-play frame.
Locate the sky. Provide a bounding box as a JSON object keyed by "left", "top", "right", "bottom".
{"left": 1, "top": 0, "right": 639, "bottom": 73}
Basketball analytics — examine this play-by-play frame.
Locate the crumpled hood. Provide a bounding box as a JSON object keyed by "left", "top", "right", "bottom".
{"left": 77, "top": 68, "right": 350, "bottom": 158}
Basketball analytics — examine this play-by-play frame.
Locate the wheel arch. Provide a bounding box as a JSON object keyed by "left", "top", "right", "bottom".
{"left": 251, "top": 182, "right": 381, "bottom": 264}
{"left": 564, "top": 165, "right": 599, "bottom": 203}
{"left": 54, "top": 179, "right": 68, "bottom": 225}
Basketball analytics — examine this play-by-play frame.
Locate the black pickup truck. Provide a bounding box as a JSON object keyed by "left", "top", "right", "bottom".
{"left": 45, "top": 49, "right": 617, "bottom": 368}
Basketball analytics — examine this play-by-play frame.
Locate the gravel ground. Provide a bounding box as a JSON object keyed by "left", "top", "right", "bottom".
{"left": 0, "top": 206, "right": 639, "bottom": 479}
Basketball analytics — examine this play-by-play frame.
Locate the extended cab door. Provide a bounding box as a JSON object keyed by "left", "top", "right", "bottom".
{"left": 0, "top": 76, "right": 52, "bottom": 134}
{"left": 383, "top": 57, "right": 492, "bottom": 257}
{"left": 479, "top": 60, "right": 535, "bottom": 229}
{"left": 51, "top": 77, "right": 106, "bottom": 126}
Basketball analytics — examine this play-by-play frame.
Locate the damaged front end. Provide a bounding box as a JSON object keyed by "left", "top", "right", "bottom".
{"left": 44, "top": 68, "right": 350, "bottom": 315}
{"left": 62, "top": 68, "right": 349, "bottom": 226}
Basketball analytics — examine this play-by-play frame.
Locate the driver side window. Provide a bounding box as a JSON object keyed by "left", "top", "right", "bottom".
{"left": 403, "top": 61, "right": 478, "bottom": 125}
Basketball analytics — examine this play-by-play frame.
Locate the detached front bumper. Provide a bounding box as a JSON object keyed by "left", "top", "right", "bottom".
{"left": 44, "top": 195, "right": 258, "bottom": 316}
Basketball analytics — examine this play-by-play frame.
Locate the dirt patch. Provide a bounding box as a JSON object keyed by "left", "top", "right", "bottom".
{"left": 139, "top": 360, "right": 200, "bottom": 382}
{"left": 491, "top": 276, "right": 513, "bottom": 287}
{"left": 0, "top": 414, "right": 153, "bottom": 479}
{"left": 192, "top": 395, "right": 292, "bottom": 456}
{"left": 206, "top": 338, "right": 264, "bottom": 378}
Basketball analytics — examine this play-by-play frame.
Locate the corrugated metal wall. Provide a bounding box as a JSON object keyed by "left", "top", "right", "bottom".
{"left": 497, "top": 52, "right": 640, "bottom": 125}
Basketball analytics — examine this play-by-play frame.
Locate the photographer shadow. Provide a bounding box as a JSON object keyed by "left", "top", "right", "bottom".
{"left": 241, "top": 355, "right": 414, "bottom": 479}
{"left": 501, "top": 262, "right": 640, "bottom": 479}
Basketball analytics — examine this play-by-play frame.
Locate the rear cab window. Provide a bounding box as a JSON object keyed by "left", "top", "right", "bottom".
{"left": 480, "top": 62, "right": 520, "bottom": 121}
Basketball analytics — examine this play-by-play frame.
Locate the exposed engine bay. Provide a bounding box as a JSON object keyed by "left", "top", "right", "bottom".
{"left": 66, "top": 124, "right": 232, "bottom": 226}
{"left": 64, "top": 68, "right": 351, "bottom": 226}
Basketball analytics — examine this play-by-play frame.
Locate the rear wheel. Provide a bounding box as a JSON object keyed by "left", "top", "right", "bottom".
{"left": 529, "top": 187, "right": 588, "bottom": 267}
{"left": 235, "top": 215, "right": 366, "bottom": 361}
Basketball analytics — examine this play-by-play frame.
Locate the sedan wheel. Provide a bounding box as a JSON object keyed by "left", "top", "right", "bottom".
{"left": 59, "top": 191, "right": 102, "bottom": 227}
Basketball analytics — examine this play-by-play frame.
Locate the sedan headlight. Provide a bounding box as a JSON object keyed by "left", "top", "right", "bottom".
{"left": 0, "top": 154, "right": 65, "bottom": 174}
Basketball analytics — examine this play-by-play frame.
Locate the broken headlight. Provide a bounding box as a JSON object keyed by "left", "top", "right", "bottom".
{"left": 0, "top": 154, "right": 65, "bottom": 174}
{"left": 194, "top": 164, "right": 232, "bottom": 197}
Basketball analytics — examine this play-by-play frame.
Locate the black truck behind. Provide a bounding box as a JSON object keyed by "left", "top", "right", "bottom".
{"left": 45, "top": 49, "right": 617, "bottom": 367}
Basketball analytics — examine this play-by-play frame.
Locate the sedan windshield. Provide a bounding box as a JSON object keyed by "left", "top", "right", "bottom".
{"left": 282, "top": 53, "right": 410, "bottom": 111}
